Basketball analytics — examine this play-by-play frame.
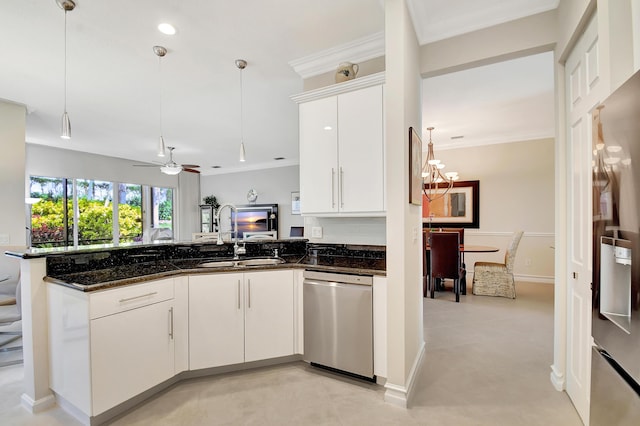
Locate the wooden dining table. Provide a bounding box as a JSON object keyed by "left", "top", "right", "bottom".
{"left": 424, "top": 244, "right": 499, "bottom": 297}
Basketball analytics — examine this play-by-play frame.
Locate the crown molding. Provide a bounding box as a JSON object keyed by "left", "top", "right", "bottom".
{"left": 288, "top": 32, "right": 385, "bottom": 79}
{"left": 290, "top": 72, "right": 385, "bottom": 104}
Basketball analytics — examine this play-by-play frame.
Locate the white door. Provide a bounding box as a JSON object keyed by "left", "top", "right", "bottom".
{"left": 338, "top": 85, "right": 385, "bottom": 213}
{"left": 90, "top": 299, "right": 175, "bottom": 415}
{"left": 565, "top": 13, "right": 605, "bottom": 424}
{"left": 299, "top": 96, "right": 338, "bottom": 214}
{"left": 244, "top": 270, "right": 294, "bottom": 362}
{"left": 189, "top": 273, "right": 244, "bottom": 369}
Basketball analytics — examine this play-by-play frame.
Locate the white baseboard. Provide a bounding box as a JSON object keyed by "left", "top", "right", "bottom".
{"left": 550, "top": 364, "right": 565, "bottom": 391}
{"left": 21, "top": 392, "right": 55, "bottom": 414}
{"left": 384, "top": 340, "right": 426, "bottom": 408}
{"left": 514, "top": 274, "right": 555, "bottom": 284}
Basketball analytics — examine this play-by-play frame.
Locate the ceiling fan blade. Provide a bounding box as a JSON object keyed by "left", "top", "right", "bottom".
{"left": 183, "top": 168, "right": 200, "bottom": 174}
{"left": 181, "top": 164, "right": 200, "bottom": 168}
{"left": 133, "top": 164, "right": 160, "bottom": 167}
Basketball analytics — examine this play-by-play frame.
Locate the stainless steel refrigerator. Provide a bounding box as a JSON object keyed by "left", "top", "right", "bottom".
{"left": 591, "top": 69, "right": 640, "bottom": 425}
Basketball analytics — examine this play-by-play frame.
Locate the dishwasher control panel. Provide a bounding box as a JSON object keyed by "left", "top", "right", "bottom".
{"left": 303, "top": 270, "right": 373, "bottom": 286}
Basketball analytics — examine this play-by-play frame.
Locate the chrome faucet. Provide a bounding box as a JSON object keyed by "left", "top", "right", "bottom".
{"left": 215, "top": 203, "right": 246, "bottom": 259}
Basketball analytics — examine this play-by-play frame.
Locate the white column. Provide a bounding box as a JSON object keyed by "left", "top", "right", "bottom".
{"left": 383, "top": 0, "right": 425, "bottom": 408}
{"left": 19, "top": 257, "right": 55, "bottom": 413}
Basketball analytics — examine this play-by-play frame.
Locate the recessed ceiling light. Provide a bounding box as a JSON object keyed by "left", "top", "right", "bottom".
{"left": 274, "top": 157, "right": 285, "bottom": 161}
{"left": 211, "top": 165, "right": 221, "bottom": 169}
{"left": 451, "top": 135, "right": 464, "bottom": 140}
{"left": 158, "top": 23, "right": 176, "bottom": 35}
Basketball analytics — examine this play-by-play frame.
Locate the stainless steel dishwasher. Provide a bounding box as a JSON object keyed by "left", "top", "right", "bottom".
{"left": 303, "top": 270, "right": 374, "bottom": 380}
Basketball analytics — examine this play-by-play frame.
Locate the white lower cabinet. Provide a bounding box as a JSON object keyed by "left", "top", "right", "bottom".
{"left": 48, "top": 277, "right": 184, "bottom": 419}
{"left": 189, "top": 270, "right": 295, "bottom": 370}
{"left": 90, "top": 298, "right": 175, "bottom": 415}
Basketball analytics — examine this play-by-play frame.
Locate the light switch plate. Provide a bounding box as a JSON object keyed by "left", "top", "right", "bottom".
{"left": 311, "top": 226, "right": 323, "bottom": 238}
{"left": 0, "top": 234, "right": 9, "bottom": 244}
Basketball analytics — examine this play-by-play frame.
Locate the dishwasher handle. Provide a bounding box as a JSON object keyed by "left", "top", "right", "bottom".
{"left": 303, "top": 279, "right": 372, "bottom": 288}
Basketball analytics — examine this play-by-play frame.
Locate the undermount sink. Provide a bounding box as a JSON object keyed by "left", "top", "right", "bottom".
{"left": 197, "top": 261, "right": 237, "bottom": 268}
{"left": 197, "top": 258, "right": 285, "bottom": 268}
{"left": 236, "top": 258, "right": 285, "bottom": 267}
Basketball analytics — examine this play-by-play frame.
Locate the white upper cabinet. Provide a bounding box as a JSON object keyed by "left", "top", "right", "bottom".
{"left": 295, "top": 74, "right": 385, "bottom": 216}
{"left": 299, "top": 96, "right": 338, "bottom": 213}
{"left": 338, "top": 86, "right": 384, "bottom": 213}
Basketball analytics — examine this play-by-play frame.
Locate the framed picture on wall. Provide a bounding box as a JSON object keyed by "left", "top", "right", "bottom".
{"left": 409, "top": 127, "right": 423, "bottom": 206}
{"left": 422, "top": 180, "right": 480, "bottom": 228}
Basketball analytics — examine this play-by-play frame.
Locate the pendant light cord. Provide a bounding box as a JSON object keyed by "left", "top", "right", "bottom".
{"left": 159, "top": 55, "right": 163, "bottom": 137}
{"left": 63, "top": 10, "right": 67, "bottom": 113}
{"left": 239, "top": 66, "right": 244, "bottom": 143}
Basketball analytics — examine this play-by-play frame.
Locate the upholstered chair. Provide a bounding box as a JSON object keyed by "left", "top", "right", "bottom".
{"left": 472, "top": 231, "right": 524, "bottom": 299}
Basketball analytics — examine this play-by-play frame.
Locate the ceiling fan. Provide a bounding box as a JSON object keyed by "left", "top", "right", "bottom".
{"left": 134, "top": 146, "right": 200, "bottom": 175}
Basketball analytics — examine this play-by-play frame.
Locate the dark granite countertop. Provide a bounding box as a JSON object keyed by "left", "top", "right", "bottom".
{"left": 18, "top": 241, "right": 386, "bottom": 292}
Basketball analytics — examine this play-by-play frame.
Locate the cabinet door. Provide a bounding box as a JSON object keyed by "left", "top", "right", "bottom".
{"left": 299, "top": 96, "right": 338, "bottom": 214}
{"left": 90, "top": 299, "right": 175, "bottom": 415}
{"left": 338, "top": 85, "right": 384, "bottom": 213}
{"left": 244, "top": 270, "right": 294, "bottom": 362}
{"left": 189, "top": 273, "right": 244, "bottom": 370}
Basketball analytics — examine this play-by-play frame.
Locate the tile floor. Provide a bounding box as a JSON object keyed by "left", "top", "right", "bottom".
{"left": 0, "top": 281, "right": 582, "bottom": 425}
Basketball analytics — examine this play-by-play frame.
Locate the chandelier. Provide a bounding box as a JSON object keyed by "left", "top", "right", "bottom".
{"left": 422, "top": 127, "right": 458, "bottom": 202}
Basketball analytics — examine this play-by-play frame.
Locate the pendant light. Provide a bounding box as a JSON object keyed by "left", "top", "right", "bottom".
{"left": 154, "top": 46, "right": 167, "bottom": 157}
{"left": 236, "top": 59, "right": 247, "bottom": 162}
{"left": 57, "top": 0, "right": 75, "bottom": 140}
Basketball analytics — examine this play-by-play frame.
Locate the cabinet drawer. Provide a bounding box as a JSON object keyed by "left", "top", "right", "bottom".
{"left": 90, "top": 278, "right": 174, "bottom": 319}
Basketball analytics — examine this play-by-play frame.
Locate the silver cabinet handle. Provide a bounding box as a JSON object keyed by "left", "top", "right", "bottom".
{"left": 119, "top": 291, "right": 158, "bottom": 303}
{"left": 248, "top": 279, "right": 251, "bottom": 308}
{"left": 237, "top": 279, "right": 241, "bottom": 310}
{"left": 340, "top": 167, "right": 344, "bottom": 208}
{"left": 331, "top": 168, "right": 336, "bottom": 208}
{"left": 168, "top": 307, "right": 174, "bottom": 340}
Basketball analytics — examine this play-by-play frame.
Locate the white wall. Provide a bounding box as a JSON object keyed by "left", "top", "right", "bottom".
{"left": 0, "top": 100, "right": 26, "bottom": 280}
{"left": 436, "top": 139, "right": 555, "bottom": 281}
{"left": 0, "top": 101, "right": 26, "bottom": 248}
{"left": 27, "top": 144, "right": 179, "bottom": 187}
{"left": 200, "top": 165, "right": 304, "bottom": 239}
{"left": 420, "top": 10, "right": 557, "bottom": 77}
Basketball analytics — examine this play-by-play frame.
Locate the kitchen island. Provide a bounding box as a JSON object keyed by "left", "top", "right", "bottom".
{"left": 6, "top": 240, "right": 386, "bottom": 425}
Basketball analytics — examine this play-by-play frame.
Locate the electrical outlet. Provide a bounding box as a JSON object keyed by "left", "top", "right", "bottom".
{"left": 0, "top": 234, "right": 9, "bottom": 244}
{"left": 311, "top": 226, "right": 323, "bottom": 238}
{"left": 525, "top": 258, "right": 532, "bottom": 266}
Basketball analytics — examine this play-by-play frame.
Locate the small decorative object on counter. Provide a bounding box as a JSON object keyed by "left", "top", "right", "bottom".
{"left": 335, "top": 62, "right": 359, "bottom": 83}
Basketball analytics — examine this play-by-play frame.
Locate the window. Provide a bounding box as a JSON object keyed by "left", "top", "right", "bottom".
{"left": 29, "top": 176, "right": 174, "bottom": 248}
{"left": 76, "top": 179, "right": 114, "bottom": 245}
{"left": 29, "top": 176, "right": 72, "bottom": 247}
{"left": 150, "top": 187, "right": 174, "bottom": 240}
{"left": 117, "top": 183, "right": 142, "bottom": 243}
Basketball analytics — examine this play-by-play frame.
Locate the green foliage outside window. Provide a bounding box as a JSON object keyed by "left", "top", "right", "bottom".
{"left": 31, "top": 199, "right": 142, "bottom": 246}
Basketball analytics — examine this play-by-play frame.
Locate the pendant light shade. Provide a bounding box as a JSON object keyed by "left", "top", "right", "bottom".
{"left": 61, "top": 111, "right": 71, "bottom": 139}
{"left": 239, "top": 141, "right": 246, "bottom": 162}
{"left": 154, "top": 45, "right": 168, "bottom": 157}
{"left": 57, "top": 0, "right": 75, "bottom": 140}
{"left": 158, "top": 135, "right": 166, "bottom": 157}
{"left": 236, "top": 59, "right": 247, "bottom": 162}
